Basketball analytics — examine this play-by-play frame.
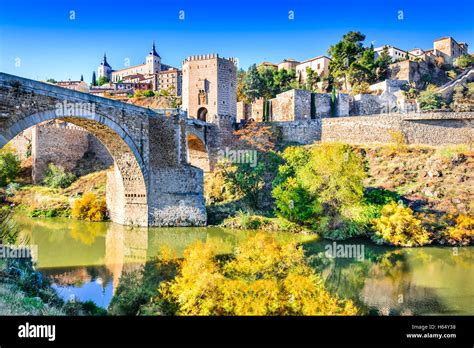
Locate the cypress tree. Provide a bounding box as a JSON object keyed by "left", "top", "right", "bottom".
{"left": 92, "top": 71, "right": 97, "bottom": 86}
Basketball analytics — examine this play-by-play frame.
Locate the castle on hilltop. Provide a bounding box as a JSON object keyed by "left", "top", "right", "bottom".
{"left": 97, "top": 42, "right": 182, "bottom": 95}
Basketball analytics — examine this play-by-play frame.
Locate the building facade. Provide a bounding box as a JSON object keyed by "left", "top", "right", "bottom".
{"left": 97, "top": 43, "right": 182, "bottom": 95}
{"left": 375, "top": 37, "right": 469, "bottom": 66}
{"left": 181, "top": 54, "right": 237, "bottom": 122}
{"left": 374, "top": 45, "right": 408, "bottom": 62}
{"left": 295, "top": 56, "right": 331, "bottom": 83}
{"left": 278, "top": 59, "right": 300, "bottom": 71}
{"left": 433, "top": 37, "right": 469, "bottom": 65}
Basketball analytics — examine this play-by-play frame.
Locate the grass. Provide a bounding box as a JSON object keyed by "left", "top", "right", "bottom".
{"left": 7, "top": 170, "right": 108, "bottom": 218}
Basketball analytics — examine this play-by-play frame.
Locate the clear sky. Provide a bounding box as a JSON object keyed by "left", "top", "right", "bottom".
{"left": 1, "top": 0, "right": 473, "bottom": 83}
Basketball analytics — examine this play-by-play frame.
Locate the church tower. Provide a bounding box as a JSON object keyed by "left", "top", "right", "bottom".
{"left": 98, "top": 53, "right": 112, "bottom": 81}
{"left": 146, "top": 42, "right": 161, "bottom": 74}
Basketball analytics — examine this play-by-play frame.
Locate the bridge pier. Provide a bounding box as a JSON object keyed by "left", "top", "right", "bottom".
{"left": 0, "top": 72, "right": 208, "bottom": 227}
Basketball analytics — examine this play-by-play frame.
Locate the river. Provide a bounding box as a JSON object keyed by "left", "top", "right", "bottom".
{"left": 15, "top": 215, "right": 474, "bottom": 315}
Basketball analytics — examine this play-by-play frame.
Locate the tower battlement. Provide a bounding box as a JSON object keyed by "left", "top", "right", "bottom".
{"left": 182, "top": 54, "right": 237, "bottom": 66}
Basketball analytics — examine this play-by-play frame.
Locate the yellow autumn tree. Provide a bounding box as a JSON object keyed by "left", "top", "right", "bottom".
{"left": 160, "top": 232, "right": 357, "bottom": 316}
{"left": 71, "top": 192, "right": 107, "bottom": 222}
{"left": 372, "top": 202, "right": 430, "bottom": 247}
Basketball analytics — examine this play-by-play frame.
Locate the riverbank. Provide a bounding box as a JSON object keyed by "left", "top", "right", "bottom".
{"left": 205, "top": 142, "right": 473, "bottom": 247}
{"left": 5, "top": 170, "right": 107, "bottom": 218}
{"left": 0, "top": 254, "right": 106, "bottom": 315}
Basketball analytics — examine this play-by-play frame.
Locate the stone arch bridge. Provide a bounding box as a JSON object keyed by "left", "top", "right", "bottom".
{"left": 0, "top": 72, "right": 225, "bottom": 227}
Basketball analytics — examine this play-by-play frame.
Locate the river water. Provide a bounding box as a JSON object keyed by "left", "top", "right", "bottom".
{"left": 15, "top": 216, "right": 474, "bottom": 315}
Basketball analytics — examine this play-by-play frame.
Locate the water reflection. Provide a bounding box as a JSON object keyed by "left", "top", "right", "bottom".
{"left": 305, "top": 240, "right": 474, "bottom": 315}
{"left": 15, "top": 216, "right": 474, "bottom": 314}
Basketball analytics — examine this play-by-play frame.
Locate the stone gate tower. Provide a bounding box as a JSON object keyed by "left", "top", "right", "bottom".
{"left": 181, "top": 54, "right": 237, "bottom": 123}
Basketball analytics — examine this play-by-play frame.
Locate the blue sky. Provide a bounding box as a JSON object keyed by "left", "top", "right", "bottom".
{"left": 1, "top": 0, "right": 473, "bottom": 82}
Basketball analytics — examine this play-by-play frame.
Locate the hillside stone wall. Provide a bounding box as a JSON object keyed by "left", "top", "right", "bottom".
{"left": 321, "top": 112, "right": 473, "bottom": 146}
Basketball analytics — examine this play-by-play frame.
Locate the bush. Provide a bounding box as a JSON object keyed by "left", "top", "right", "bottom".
{"left": 0, "top": 206, "right": 18, "bottom": 244}
{"left": 272, "top": 143, "right": 367, "bottom": 239}
{"left": 156, "top": 233, "right": 357, "bottom": 315}
{"left": 143, "top": 90, "right": 155, "bottom": 97}
{"left": 350, "top": 81, "right": 371, "bottom": 95}
{"left": 0, "top": 149, "right": 20, "bottom": 187}
{"left": 371, "top": 202, "right": 430, "bottom": 247}
{"left": 418, "top": 84, "right": 444, "bottom": 111}
{"left": 272, "top": 177, "right": 320, "bottom": 225}
{"left": 441, "top": 215, "right": 473, "bottom": 246}
{"left": 298, "top": 143, "right": 366, "bottom": 214}
{"left": 71, "top": 192, "right": 107, "bottom": 222}
{"left": 5, "top": 182, "right": 21, "bottom": 197}
{"left": 42, "top": 164, "right": 76, "bottom": 189}
{"left": 453, "top": 54, "right": 474, "bottom": 69}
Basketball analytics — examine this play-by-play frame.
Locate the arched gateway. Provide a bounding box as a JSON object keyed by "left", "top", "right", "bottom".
{"left": 0, "top": 73, "right": 206, "bottom": 227}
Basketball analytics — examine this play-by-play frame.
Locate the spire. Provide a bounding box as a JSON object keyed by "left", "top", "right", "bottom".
{"left": 80, "top": 74, "right": 84, "bottom": 82}
{"left": 149, "top": 41, "right": 160, "bottom": 58}
{"left": 101, "top": 52, "right": 111, "bottom": 68}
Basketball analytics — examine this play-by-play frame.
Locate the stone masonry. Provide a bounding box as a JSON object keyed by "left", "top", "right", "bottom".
{"left": 0, "top": 72, "right": 207, "bottom": 227}
{"left": 181, "top": 54, "right": 237, "bottom": 123}
{"left": 30, "top": 120, "right": 113, "bottom": 182}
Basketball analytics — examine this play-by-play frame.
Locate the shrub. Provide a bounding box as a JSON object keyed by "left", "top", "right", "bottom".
{"left": 157, "top": 233, "right": 357, "bottom": 315}
{"left": 0, "top": 149, "right": 20, "bottom": 187}
{"left": 418, "top": 84, "right": 444, "bottom": 111}
{"left": 371, "top": 202, "right": 430, "bottom": 247}
{"left": 441, "top": 215, "right": 473, "bottom": 246}
{"left": 272, "top": 143, "right": 367, "bottom": 239}
{"left": 71, "top": 192, "right": 107, "bottom": 222}
{"left": 222, "top": 211, "right": 268, "bottom": 230}
{"left": 42, "top": 164, "right": 76, "bottom": 189}
{"left": 272, "top": 177, "right": 320, "bottom": 225}
{"left": 133, "top": 90, "right": 144, "bottom": 98}
{"left": 0, "top": 206, "right": 18, "bottom": 244}
{"left": 388, "top": 130, "right": 407, "bottom": 149}
{"left": 5, "top": 182, "right": 21, "bottom": 197}
{"left": 350, "top": 81, "right": 371, "bottom": 95}
{"left": 143, "top": 90, "right": 155, "bottom": 97}
{"left": 298, "top": 143, "right": 366, "bottom": 213}
{"left": 453, "top": 54, "right": 474, "bottom": 69}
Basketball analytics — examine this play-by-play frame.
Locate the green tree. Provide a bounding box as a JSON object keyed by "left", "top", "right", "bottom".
{"left": 97, "top": 76, "right": 109, "bottom": 86}
{"left": 327, "top": 31, "right": 366, "bottom": 90}
{"left": 418, "top": 84, "right": 444, "bottom": 111}
{"left": 143, "top": 90, "right": 155, "bottom": 97}
{"left": 348, "top": 47, "right": 376, "bottom": 85}
{"left": 305, "top": 67, "right": 320, "bottom": 92}
{"left": 453, "top": 54, "right": 474, "bottom": 69}
{"left": 236, "top": 69, "right": 248, "bottom": 102}
{"left": 0, "top": 147, "right": 20, "bottom": 187}
{"left": 374, "top": 46, "right": 392, "bottom": 81}
{"left": 298, "top": 143, "right": 366, "bottom": 215}
{"left": 91, "top": 71, "right": 97, "bottom": 86}
{"left": 242, "top": 64, "right": 264, "bottom": 102}
{"left": 42, "top": 163, "right": 76, "bottom": 189}
{"left": 273, "top": 68, "right": 297, "bottom": 93}
{"left": 258, "top": 66, "right": 278, "bottom": 99}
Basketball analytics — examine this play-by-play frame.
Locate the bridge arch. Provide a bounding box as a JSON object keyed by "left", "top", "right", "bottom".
{"left": 187, "top": 132, "right": 210, "bottom": 173}
{"left": 0, "top": 109, "right": 149, "bottom": 226}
